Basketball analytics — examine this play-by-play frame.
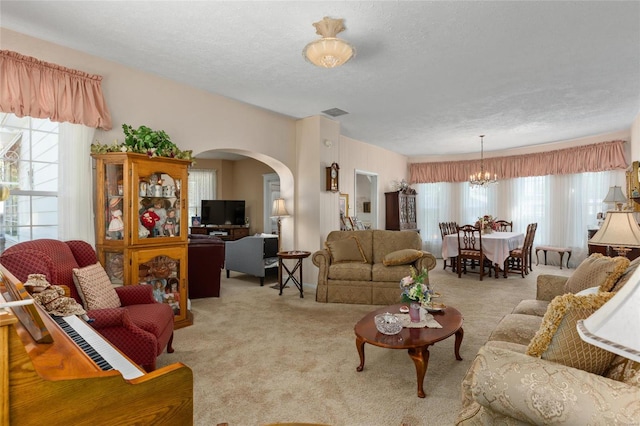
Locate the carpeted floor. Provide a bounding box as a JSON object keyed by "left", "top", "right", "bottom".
{"left": 156, "top": 260, "right": 573, "bottom": 426}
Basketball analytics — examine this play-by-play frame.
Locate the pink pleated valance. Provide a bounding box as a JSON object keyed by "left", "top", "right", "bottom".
{"left": 0, "top": 50, "right": 112, "bottom": 130}
{"left": 409, "top": 140, "right": 628, "bottom": 184}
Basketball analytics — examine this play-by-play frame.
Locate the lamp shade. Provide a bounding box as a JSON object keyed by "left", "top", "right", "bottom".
{"left": 603, "top": 186, "right": 627, "bottom": 210}
{"left": 589, "top": 211, "right": 640, "bottom": 248}
{"left": 303, "top": 38, "right": 355, "bottom": 68}
{"left": 271, "top": 198, "right": 289, "bottom": 218}
{"left": 603, "top": 186, "right": 627, "bottom": 204}
{"left": 577, "top": 264, "right": 640, "bottom": 362}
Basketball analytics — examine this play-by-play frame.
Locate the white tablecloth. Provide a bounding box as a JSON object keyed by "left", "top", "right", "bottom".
{"left": 442, "top": 231, "right": 525, "bottom": 266}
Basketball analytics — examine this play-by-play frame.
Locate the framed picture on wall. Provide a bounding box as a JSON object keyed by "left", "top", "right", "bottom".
{"left": 339, "top": 193, "right": 349, "bottom": 217}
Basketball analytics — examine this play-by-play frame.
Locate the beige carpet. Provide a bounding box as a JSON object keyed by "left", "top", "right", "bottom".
{"left": 157, "top": 261, "right": 573, "bottom": 426}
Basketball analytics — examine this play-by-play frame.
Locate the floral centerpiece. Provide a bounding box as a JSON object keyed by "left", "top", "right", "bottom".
{"left": 476, "top": 214, "right": 496, "bottom": 234}
{"left": 400, "top": 266, "right": 431, "bottom": 306}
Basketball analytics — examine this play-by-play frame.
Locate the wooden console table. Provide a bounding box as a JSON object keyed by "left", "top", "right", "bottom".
{"left": 189, "top": 226, "right": 249, "bottom": 241}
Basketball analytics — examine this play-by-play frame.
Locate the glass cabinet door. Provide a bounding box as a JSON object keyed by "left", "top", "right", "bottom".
{"left": 102, "top": 249, "right": 126, "bottom": 285}
{"left": 131, "top": 246, "right": 189, "bottom": 327}
{"left": 104, "top": 163, "right": 125, "bottom": 241}
{"left": 135, "top": 166, "right": 184, "bottom": 243}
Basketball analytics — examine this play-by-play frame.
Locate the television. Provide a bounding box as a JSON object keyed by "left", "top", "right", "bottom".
{"left": 201, "top": 200, "right": 245, "bottom": 226}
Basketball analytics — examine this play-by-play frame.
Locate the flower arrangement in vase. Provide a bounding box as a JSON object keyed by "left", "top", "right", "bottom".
{"left": 400, "top": 267, "right": 432, "bottom": 322}
{"left": 475, "top": 215, "right": 496, "bottom": 234}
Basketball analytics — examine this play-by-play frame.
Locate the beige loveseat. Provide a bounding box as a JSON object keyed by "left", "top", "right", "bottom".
{"left": 456, "top": 254, "right": 640, "bottom": 425}
{"left": 312, "top": 230, "right": 436, "bottom": 304}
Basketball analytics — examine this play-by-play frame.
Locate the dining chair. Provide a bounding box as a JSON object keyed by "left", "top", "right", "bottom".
{"left": 503, "top": 223, "right": 537, "bottom": 277}
{"left": 494, "top": 220, "right": 513, "bottom": 232}
{"left": 439, "top": 221, "right": 458, "bottom": 271}
{"left": 456, "top": 224, "right": 489, "bottom": 281}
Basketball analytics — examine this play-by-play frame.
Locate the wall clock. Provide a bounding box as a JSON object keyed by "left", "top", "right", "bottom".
{"left": 326, "top": 162, "right": 339, "bottom": 192}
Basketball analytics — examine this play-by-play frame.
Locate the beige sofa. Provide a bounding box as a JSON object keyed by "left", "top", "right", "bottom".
{"left": 456, "top": 254, "right": 640, "bottom": 425}
{"left": 312, "top": 230, "right": 436, "bottom": 305}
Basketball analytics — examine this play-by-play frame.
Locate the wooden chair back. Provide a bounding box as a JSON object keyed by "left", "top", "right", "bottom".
{"left": 456, "top": 224, "right": 488, "bottom": 280}
{"left": 494, "top": 220, "right": 513, "bottom": 232}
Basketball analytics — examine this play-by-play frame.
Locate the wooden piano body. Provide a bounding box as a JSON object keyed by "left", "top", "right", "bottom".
{"left": 0, "top": 266, "right": 193, "bottom": 426}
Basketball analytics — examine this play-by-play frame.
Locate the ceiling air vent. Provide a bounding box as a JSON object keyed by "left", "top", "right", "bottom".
{"left": 322, "top": 108, "right": 349, "bottom": 117}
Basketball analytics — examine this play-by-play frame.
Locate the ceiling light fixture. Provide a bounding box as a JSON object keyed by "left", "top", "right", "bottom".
{"left": 469, "top": 135, "right": 497, "bottom": 188}
{"left": 303, "top": 17, "right": 355, "bottom": 68}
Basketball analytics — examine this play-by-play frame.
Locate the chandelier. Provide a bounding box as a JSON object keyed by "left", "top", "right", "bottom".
{"left": 303, "top": 17, "right": 356, "bottom": 68}
{"left": 469, "top": 135, "right": 497, "bottom": 187}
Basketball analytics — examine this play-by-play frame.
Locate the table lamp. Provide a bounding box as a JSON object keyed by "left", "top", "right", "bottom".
{"left": 588, "top": 210, "right": 640, "bottom": 257}
{"left": 603, "top": 185, "right": 627, "bottom": 211}
{"left": 577, "top": 263, "right": 640, "bottom": 363}
{"left": 271, "top": 198, "right": 289, "bottom": 252}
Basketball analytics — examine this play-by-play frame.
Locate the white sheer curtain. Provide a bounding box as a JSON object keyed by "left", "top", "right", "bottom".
{"left": 188, "top": 169, "right": 216, "bottom": 219}
{"left": 58, "top": 122, "right": 95, "bottom": 244}
{"left": 417, "top": 170, "right": 626, "bottom": 266}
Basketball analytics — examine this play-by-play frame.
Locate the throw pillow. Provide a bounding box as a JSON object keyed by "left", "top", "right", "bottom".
{"left": 563, "top": 253, "right": 629, "bottom": 294}
{"left": 383, "top": 249, "right": 423, "bottom": 266}
{"left": 325, "top": 236, "right": 367, "bottom": 264}
{"left": 72, "top": 262, "right": 121, "bottom": 310}
{"left": 610, "top": 256, "right": 640, "bottom": 292}
{"left": 526, "top": 292, "right": 616, "bottom": 375}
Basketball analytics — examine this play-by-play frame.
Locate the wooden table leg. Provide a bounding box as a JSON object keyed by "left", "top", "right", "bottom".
{"left": 355, "top": 336, "right": 366, "bottom": 372}
{"left": 454, "top": 327, "right": 464, "bottom": 361}
{"left": 408, "top": 346, "right": 430, "bottom": 398}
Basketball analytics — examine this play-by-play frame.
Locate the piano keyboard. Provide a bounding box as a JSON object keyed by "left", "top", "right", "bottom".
{"left": 54, "top": 315, "right": 144, "bottom": 380}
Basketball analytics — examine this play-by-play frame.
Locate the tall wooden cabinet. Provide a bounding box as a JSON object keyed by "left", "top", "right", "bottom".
{"left": 92, "top": 152, "right": 192, "bottom": 328}
{"left": 385, "top": 190, "right": 418, "bottom": 232}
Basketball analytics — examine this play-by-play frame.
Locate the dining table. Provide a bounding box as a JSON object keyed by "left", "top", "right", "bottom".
{"left": 442, "top": 231, "right": 525, "bottom": 278}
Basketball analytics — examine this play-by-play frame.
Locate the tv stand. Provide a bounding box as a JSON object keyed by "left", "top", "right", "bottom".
{"left": 189, "top": 225, "right": 249, "bottom": 241}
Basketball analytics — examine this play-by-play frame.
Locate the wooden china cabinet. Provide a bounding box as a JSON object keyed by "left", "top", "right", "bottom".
{"left": 385, "top": 190, "right": 418, "bottom": 232}
{"left": 92, "top": 152, "right": 192, "bottom": 328}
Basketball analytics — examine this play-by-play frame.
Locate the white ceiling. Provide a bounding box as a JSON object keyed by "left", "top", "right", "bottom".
{"left": 2, "top": 1, "right": 639, "bottom": 157}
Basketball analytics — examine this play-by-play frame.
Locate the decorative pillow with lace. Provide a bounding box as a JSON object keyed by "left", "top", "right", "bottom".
{"left": 563, "top": 253, "right": 629, "bottom": 294}
{"left": 72, "top": 262, "right": 121, "bottom": 310}
{"left": 526, "top": 292, "right": 616, "bottom": 375}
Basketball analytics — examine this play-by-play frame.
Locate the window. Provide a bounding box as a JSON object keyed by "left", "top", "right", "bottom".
{"left": 187, "top": 169, "right": 216, "bottom": 221}
{"left": 0, "top": 113, "right": 59, "bottom": 251}
{"left": 416, "top": 170, "right": 626, "bottom": 263}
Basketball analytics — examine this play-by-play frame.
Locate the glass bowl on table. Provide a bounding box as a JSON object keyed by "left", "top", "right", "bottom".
{"left": 374, "top": 312, "right": 403, "bottom": 335}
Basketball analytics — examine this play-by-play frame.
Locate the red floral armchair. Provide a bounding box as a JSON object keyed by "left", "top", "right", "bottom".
{"left": 0, "top": 239, "right": 174, "bottom": 371}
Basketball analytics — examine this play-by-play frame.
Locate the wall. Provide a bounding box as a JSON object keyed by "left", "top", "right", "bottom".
{"left": 3, "top": 28, "right": 410, "bottom": 284}
{"left": 231, "top": 158, "right": 275, "bottom": 234}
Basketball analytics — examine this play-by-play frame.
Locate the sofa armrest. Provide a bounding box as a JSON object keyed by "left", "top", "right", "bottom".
{"left": 415, "top": 251, "right": 437, "bottom": 272}
{"left": 115, "top": 284, "right": 157, "bottom": 306}
{"left": 466, "top": 345, "right": 640, "bottom": 425}
{"left": 536, "top": 274, "right": 569, "bottom": 301}
{"left": 87, "top": 307, "right": 132, "bottom": 328}
{"left": 312, "top": 249, "right": 330, "bottom": 302}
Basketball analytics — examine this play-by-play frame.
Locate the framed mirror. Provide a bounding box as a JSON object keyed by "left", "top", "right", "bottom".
{"left": 354, "top": 170, "right": 378, "bottom": 229}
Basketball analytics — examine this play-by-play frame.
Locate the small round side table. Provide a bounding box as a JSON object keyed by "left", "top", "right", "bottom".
{"left": 277, "top": 251, "right": 311, "bottom": 298}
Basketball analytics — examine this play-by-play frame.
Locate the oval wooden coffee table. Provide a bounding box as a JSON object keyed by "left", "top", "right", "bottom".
{"left": 354, "top": 303, "right": 464, "bottom": 398}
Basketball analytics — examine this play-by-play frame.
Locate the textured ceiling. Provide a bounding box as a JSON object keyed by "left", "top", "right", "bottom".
{"left": 1, "top": 1, "right": 639, "bottom": 157}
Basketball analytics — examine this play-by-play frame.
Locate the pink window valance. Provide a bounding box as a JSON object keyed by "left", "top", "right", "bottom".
{"left": 0, "top": 50, "right": 112, "bottom": 130}
{"left": 409, "top": 140, "right": 628, "bottom": 184}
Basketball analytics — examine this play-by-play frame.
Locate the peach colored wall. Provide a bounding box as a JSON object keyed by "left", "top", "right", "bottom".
{"left": 231, "top": 158, "right": 275, "bottom": 234}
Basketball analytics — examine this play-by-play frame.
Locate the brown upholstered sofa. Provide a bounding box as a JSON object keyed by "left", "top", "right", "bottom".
{"left": 312, "top": 230, "right": 436, "bottom": 305}
{"left": 456, "top": 254, "right": 640, "bottom": 425}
